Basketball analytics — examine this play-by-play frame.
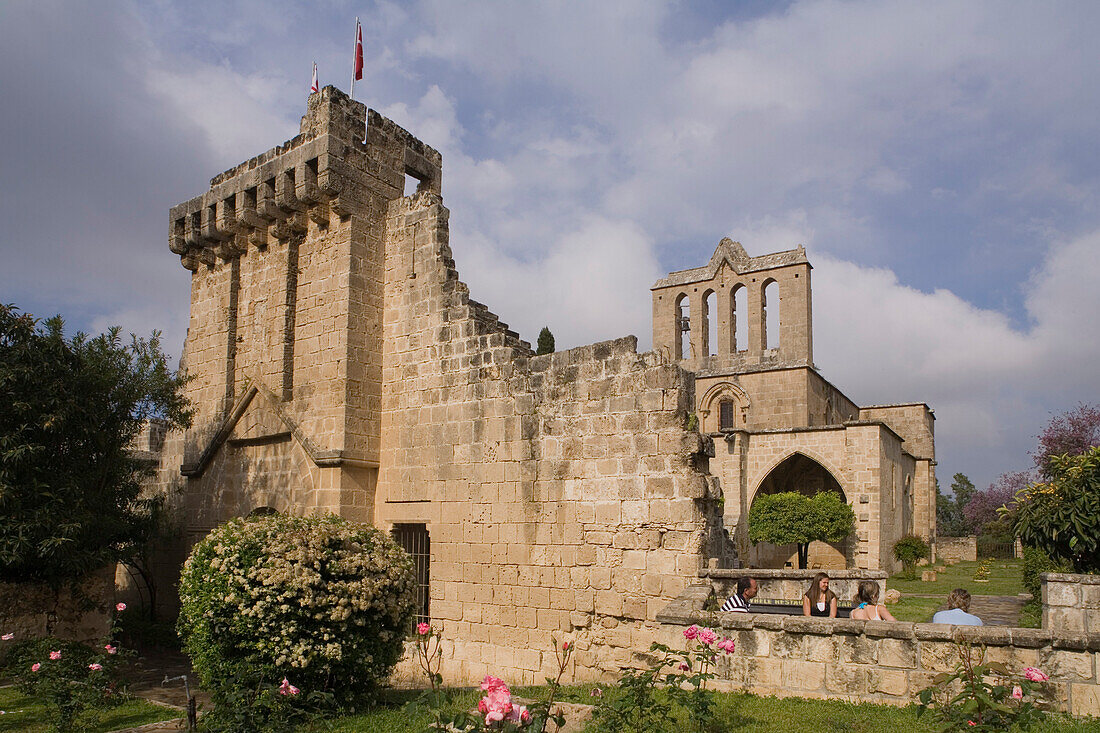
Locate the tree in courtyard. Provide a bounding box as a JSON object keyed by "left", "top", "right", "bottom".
{"left": 892, "top": 534, "right": 931, "bottom": 580}
{"left": 1012, "top": 446, "right": 1100, "bottom": 574}
{"left": 936, "top": 473, "right": 974, "bottom": 536}
{"left": 1032, "top": 403, "right": 1100, "bottom": 479}
{"left": 536, "top": 326, "right": 555, "bottom": 355}
{"left": 748, "top": 491, "right": 855, "bottom": 569}
{"left": 964, "top": 471, "right": 1026, "bottom": 536}
{"left": 0, "top": 304, "right": 191, "bottom": 585}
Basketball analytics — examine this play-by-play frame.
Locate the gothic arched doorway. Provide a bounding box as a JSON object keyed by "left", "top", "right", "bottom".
{"left": 748, "top": 453, "right": 853, "bottom": 569}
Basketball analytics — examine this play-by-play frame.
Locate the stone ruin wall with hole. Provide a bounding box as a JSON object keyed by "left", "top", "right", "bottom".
{"left": 142, "top": 86, "right": 729, "bottom": 683}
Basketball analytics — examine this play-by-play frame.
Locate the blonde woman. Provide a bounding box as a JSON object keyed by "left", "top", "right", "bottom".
{"left": 802, "top": 572, "right": 837, "bottom": 618}
{"left": 849, "top": 580, "right": 896, "bottom": 621}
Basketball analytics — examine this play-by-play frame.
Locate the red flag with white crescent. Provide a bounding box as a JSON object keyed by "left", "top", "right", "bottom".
{"left": 353, "top": 20, "right": 364, "bottom": 81}
{"left": 310, "top": 62, "right": 318, "bottom": 94}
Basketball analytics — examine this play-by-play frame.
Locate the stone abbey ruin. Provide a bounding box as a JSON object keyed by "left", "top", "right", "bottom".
{"left": 143, "top": 86, "right": 938, "bottom": 682}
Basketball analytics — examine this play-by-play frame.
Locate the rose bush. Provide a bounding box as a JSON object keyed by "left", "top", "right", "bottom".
{"left": 177, "top": 513, "right": 416, "bottom": 723}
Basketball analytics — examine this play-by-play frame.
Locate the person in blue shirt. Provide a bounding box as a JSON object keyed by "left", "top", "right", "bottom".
{"left": 932, "top": 588, "right": 984, "bottom": 626}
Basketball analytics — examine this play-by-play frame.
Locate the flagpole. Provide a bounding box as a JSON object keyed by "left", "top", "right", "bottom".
{"left": 350, "top": 17, "right": 359, "bottom": 100}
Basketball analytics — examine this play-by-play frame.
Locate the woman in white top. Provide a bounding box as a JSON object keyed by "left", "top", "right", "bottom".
{"left": 849, "top": 580, "right": 896, "bottom": 621}
{"left": 802, "top": 572, "right": 837, "bottom": 617}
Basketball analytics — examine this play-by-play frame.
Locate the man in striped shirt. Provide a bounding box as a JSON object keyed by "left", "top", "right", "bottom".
{"left": 720, "top": 576, "right": 758, "bottom": 613}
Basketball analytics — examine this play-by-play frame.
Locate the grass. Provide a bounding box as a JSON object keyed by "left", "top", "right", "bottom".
{"left": 301, "top": 686, "right": 1100, "bottom": 733}
{"left": 0, "top": 685, "right": 180, "bottom": 732}
{"left": 889, "top": 558, "right": 1025, "bottom": 597}
{"left": 886, "top": 594, "right": 945, "bottom": 623}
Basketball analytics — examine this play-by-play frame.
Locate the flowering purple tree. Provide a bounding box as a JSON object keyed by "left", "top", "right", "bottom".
{"left": 1032, "top": 403, "right": 1100, "bottom": 479}
{"left": 963, "top": 472, "right": 1027, "bottom": 534}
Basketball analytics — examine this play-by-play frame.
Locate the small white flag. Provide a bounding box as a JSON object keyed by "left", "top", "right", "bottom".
{"left": 310, "top": 62, "right": 319, "bottom": 94}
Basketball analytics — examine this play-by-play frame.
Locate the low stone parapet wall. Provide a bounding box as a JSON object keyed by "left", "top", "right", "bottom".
{"left": 701, "top": 569, "right": 887, "bottom": 606}
{"left": 935, "top": 535, "right": 977, "bottom": 563}
{"left": 653, "top": 611, "right": 1100, "bottom": 717}
{"left": 1042, "top": 572, "right": 1100, "bottom": 634}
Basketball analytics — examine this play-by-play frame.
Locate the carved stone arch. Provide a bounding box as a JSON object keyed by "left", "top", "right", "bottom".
{"left": 761, "top": 276, "right": 780, "bottom": 350}
{"left": 748, "top": 449, "right": 848, "bottom": 509}
{"left": 674, "top": 292, "right": 691, "bottom": 360}
{"left": 702, "top": 287, "right": 717, "bottom": 357}
{"left": 699, "top": 381, "right": 750, "bottom": 433}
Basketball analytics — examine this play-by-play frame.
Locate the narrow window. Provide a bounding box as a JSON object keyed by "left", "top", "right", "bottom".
{"left": 675, "top": 294, "right": 690, "bottom": 360}
{"left": 763, "top": 280, "right": 780, "bottom": 350}
{"left": 704, "top": 290, "right": 716, "bottom": 357}
{"left": 718, "top": 400, "right": 735, "bottom": 431}
{"left": 392, "top": 523, "right": 430, "bottom": 624}
{"left": 732, "top": 285, "right": 747, "bottom": 352}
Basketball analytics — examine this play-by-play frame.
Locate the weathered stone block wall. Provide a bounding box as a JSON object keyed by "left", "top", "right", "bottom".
{"left": 859, "top": 404, "right": 936, "bottom": 544}
{"left": 654, "top": 611, "right": 1100, "bottom": 717}
{"left": 1042, "top": 573, "right": 1100, "bottom": 634}
{"left": 936, "top": 535, "right": 977, "bottom": 563}
{"left": 0, "top": 568, "right": 115, "bottom": 643}
{"left": 376, "top": 193, "right": 720, "bottom": 683}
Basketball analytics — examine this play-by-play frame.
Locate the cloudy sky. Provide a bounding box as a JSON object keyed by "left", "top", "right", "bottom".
{"left": 2, "top": 0, "right": 1098, "bottom": 491}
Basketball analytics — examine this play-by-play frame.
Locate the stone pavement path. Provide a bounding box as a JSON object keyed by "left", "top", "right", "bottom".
{"left": 909, "top": 593, "right": 1029, "bottom": 626}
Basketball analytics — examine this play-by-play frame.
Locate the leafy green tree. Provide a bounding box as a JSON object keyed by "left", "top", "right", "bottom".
{"left": 1012, "top": 446, "right": 1100, "bottom": 574}
{"left": 937, "top": 473, "right": 974, "bottom": 536}
{"left": 0, "top": 304, "right": 191, "bottom": 585}
{"left": 536, "top": 326, "right": 555, "bottom": 355}
{"left": 748, "top": 491, "right": 855, "bottom": 569}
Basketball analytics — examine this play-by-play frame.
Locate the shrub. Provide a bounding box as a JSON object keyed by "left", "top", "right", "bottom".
{"left": 1021, "top": 545, "right": 1073, "bottom": 599}
{"left": 1012, "top": 446, "right": 1100, "bottom": 573}
{"left": 892, "top": 535, "right": 931, "bottom": 579}
{"left": 177, "top": 513, "right": 417, "bottom": 720}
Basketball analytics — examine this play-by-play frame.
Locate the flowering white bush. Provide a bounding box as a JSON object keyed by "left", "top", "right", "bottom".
{"left": 177, "top": 513, "right": 416, "bottom": 704}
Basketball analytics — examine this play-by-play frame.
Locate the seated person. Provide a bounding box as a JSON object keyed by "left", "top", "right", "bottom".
{"left": 720, "top": 576, "right": 758, "bottom": 612}
{"left": 849, "top": 580, "right": 896, "bottom": 621}
{"left": 802, "top": 572, "right": 837, "bottom": 617}
{"left": 932, "top": 588, "right": 984, "bottom": 626}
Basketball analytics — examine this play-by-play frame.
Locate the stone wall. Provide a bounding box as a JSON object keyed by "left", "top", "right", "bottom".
{"left": 0, "top": 568, "right": 115, "bottom": 643}
{"left": 1042, "top": 573, "right": 1100, "bottom": 634}
{"left": 700, "top": 569, "right": 887, "bottom": 606}
{"left": 375, "top": 192, "right": 723, "bottom": 684}
{"left": 936, "top": 535, "right": 977, "bottom": 563}
{"left": 654, "top": 609, "right": 1100, "bottom": 717}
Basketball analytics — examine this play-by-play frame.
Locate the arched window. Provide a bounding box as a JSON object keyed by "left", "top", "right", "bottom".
{"left": 675, "top": 293, "right": 691, "bottom": 359}
{"left": 718, "top": 399, "right": 735, "bottom": 431}
{"left": 731, "top": 285, "right": 747, "bottom": 352}
{"left": 763, "top": 279, "right": 780, "bottom": 350}
{"left": 704, "top": 290, "right": 716, "bottom": 357}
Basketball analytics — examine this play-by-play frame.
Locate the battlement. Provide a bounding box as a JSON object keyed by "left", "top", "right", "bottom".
{"left": 168, "top": 86, "right": 441, "bottom": 271}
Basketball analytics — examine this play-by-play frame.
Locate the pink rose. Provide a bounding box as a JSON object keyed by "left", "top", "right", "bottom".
{"left": 1, "top": 633, "right": 13, "bottom": 641}
{"left": 1012, "top": 685, "right": 1023, "bottom": 700}
{"left": 417, "top": 622, "right": 431, "bottom": 635}
{"left": 699, "top": 628, "right": 717, "bottom": 645}
{"left": 1024, "top": 667, "right": 1049, "bottom": 682}
{"left": 679, "top": 662, "right": 689, "bottom": 671}
{"left": 968, "top": 722, "right": 975, "bottom": 727}
{"left": 683, "top": 625, "right": 699, "bottom": 640}
{"left": 31, "top": 663, "right": 41, "bottom": 672}
{"left": 563, "top": 641, "right": 571, "bottom": 650}
{"left": 49, "top": 650, "right": 61, "bottom": 660}
{"left": 89, "top": 663, "right": 103, "bottom": 671}
{"left": 478, "top": 698, "right": 489, "bottom": 714}
{"left": 105, "top": 644, "right": 117, "bottom": 654}
{"left": 717, "top": 638, "right": 736, "bottom": 654}
{"left": 590, "top": 687, "right": 603, "bottom": 698}
{"left": 518, "top": 706, "right": 531, "bottom": 723}
{"left": 480, "top": 674, "right": 509, "bottom": 694}
{"left": 115, "top": 603, "right": 126, "bottom": 612}
{"left": 278, "top": 677, "right": 300, "bottom": 696}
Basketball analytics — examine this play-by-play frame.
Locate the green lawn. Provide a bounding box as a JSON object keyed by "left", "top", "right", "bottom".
{"left": 303, "top": 686, "right": 1100, "bottom": 733}
{"left": 0, "top": 685, "right": 180, "bottom": 732}
{"left": 886, "top": 594, "right": 945, "bottom": 623}
{"left": 889, "top": 558, "right": 1025, "bottom": 597}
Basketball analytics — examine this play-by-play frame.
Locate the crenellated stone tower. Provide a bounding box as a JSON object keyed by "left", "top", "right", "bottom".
{"left": 144, "top": 88, "right": 729, "bottom": 683}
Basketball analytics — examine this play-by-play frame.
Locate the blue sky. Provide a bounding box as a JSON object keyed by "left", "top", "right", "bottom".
{"left": 1, "top": 0, "right": 1098, "bottom": 492}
